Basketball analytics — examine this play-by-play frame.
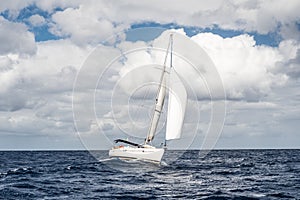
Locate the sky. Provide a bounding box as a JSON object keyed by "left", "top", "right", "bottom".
{"left": 0, "top": 0, "right": 299, "bottom": 150}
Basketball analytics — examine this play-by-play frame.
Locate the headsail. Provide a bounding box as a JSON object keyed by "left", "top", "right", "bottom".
{"left": 165, "top": 68, "right": 187, "bottom": 140}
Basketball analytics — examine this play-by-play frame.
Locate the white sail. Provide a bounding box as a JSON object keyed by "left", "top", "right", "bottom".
{"left": 166, "top": 68, "right": 187, "bottom": 140}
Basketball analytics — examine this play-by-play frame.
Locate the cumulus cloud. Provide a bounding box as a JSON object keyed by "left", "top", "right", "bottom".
{"left": 0, "top": 1, "right": 33, "bottom": 18}
{"left": 34, "top": 0, "right": 81, "bottom": 12}
{"left": 0, "top": 0, "right": 300, "bottom": 149}
{"left": 286, "top": 50, "right": 300, "bottom": 78}
{"left": 2, "top": 1, "right": 300, "bottom": 45}
{"left": 192, "top": 32, "right": 289, "bottom": 101}
{"left": 272, "top": 40, "right": 300, "bottom": 79}
{"left": 278, "top": 49, "right": 300, "bottom": 79}
{"left": 1, "top": 0, "right": 300, "bottom": 38}
{"left": 28, "top": 14, "right": 46, "bottom": 26}
{"left": 0, "top": 39, "right": 90, "bottom": 96}
{"left": 0, "top": 16, "right": 36, "bottom": 55}
{"left": 49, "top": 5, "right": 128, "bottom": 45}
{"left": 0, "top": 38, "right": 91, "bottom": 141}
{"left": 44, "top": 0, "right": 300, "bottom": 42}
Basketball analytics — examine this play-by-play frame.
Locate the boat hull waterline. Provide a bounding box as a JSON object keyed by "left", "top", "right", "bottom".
{"left": 109, "top": 146, "right": 164, "bottom": 163}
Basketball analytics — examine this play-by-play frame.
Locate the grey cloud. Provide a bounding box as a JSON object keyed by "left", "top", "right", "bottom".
{"left": 101, "top": 123, "right": 114, "bottom": 131}
{"left": 279, "top": 21, "right": 300, "bottom": 41}
{"left": 0, "top": 56, "right": 14, "bottom": 72}
{"left": 0, "top": 93, "right": 27, "bottom": 112}
{"left": 286, "top": 49, "right": 300, "bottom": 78}
{"left": 274, "top": 47, "right": 300, "bottom": 79}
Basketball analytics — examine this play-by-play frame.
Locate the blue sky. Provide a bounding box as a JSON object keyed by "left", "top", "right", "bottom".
{"left": 130, "top": 22, "right": 282, "bottom": 46}
{"left": 0, "top": 0, "right": 299, "bottom": 150}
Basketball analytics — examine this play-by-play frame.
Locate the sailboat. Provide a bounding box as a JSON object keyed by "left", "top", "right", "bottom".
{"left": 109, "top": 34, "right": 187, "bottom": 163}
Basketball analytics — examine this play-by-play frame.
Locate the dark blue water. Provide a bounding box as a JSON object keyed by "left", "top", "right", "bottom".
{"left": 0, "top": 150, "right": 299, "bottom": 199}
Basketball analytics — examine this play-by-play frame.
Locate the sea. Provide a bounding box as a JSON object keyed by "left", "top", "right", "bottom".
{"left": 0, "top": 149, "right": 299, "bottom": 199}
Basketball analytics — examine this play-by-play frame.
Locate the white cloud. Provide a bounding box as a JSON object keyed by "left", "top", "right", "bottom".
{"left": 0, "top": 56, "right": 13, "bottom": 72}
{"left": 275, "top": 40, "right": 300, "bottom": 79}
{"left": 28, "top": 14, "right": 46, "bottom": 26}
{"left": 0, "top": 1, "right": 34, "bottom": 18}
{"left": 0, "top": 39, "right": 91, "bottom": 141}
{"left": 45, "top": 0, "right": 300, "bottom": 42}
{"left": 1, "top": 0, "right": 300, "bottom": 40}
{"left": 192, "top": 32, "right": 290, "bottom": 101}
{"left": 0, "top": 56, "right": 17, "bottom": 94}
{"left": 0, "top": 1, "right": 300, "bottom": 149}
{"left": 34, "top": 0, "right": 81, "bottom": 12}
{"left": 0, "top": 16, "right": 36, "bottom": 55}
{"left": 50, "top": 5, "right": 129, "bottom": 45}
{"left": 0, "top": 39, "right": 91, "bottom": 96}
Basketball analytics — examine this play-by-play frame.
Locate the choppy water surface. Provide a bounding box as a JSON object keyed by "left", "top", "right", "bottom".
{"left": 0, "top": 150, "right": 299, "bottom": 199}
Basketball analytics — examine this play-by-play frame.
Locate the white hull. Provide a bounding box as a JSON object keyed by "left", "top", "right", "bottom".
{"left": 109, "top": 146, "right": 164, "bottom": 163}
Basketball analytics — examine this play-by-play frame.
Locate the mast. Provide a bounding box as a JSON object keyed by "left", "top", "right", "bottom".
{"left": 145, "top": 34, "right": 173, "bottom": 144}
